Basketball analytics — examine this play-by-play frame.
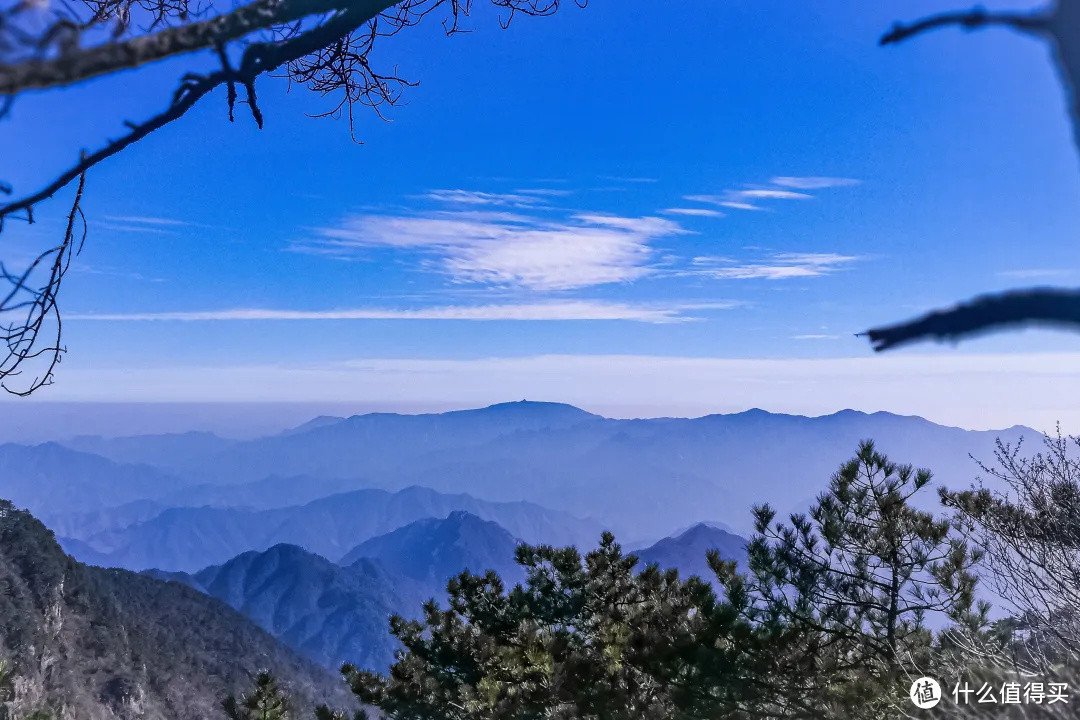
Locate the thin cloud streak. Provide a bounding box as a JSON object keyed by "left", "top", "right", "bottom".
{"left": 103, "top": 215, "right": 191, "bottom": 226}
{"left": 662, "top": 207, "right": 726, "bottom": 218}
{"left": 998, "top": 269, "right": 1073, "bottom": 279}
{"left": 422, "top": 189, "right": 547, "bottom": 207}
{"left": 515, "top": 188, "right": 573, "bottom": 197}
{"left": 684, "top": 176, "right": 857, "bottom": 211}
{"left": 687, "top": 252, "right": 860, "bottom": 280}
{"left": 68, "top": 300, "right": 737, "bottom": 324}
{"left": 98, "top": 223, "right": 175, "bottom": 234}
{"left": 770, "top": 177, "right": 860, "bottom": 190}
{"left": 684, "top": 189, "right": 811, "bottom": 211}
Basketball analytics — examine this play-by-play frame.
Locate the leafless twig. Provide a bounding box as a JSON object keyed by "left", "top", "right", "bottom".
{"left": 0, "top": 172, "right": 86, "bottom": 396}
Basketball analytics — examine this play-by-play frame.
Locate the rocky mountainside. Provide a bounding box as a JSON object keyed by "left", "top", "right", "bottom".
{"left": 0, "top": 500, "right": 352, "bottom": 720}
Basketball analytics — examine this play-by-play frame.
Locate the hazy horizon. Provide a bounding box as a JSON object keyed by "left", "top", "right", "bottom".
{"left": 0, "top": 393, "right": 1052, "bottom": 444}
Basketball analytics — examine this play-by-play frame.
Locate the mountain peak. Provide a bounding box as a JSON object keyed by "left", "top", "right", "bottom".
{"left": 445, "top": 509, "right": 485, "bottom": 524}
{"left": 339, "top": 512, "right": 524, "bottom": 586}
{"left": 469, "top": 400, "right": 598, "bottom": 418}
{"left": 675, "top": 522, "right": 741, "bottom": 544}
{"left": 637, "top": 523, "right": 748, "bottom": 582}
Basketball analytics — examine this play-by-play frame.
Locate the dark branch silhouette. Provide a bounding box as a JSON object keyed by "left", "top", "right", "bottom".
{"left": 861, "top": 287, "right": 1080, "bottom": 352}
{"left": 0, "top": 0, "right": 395, "bottom": 96}
{"left": 0, "top": 0, "right": 584, "bottom": 394}
{"left": 0, "top": 172, "right": 86, "bottom": 396}
{"left": 867, "top": 0, "right": 1080, "bottom": 350}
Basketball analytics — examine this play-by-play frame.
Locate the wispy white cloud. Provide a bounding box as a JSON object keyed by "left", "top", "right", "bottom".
{"left": 298, "top": 211, "right": 689, "bottom": 291}
{"left": 770, "top": 177, "right": 861, "bottom": 190}
{"left": 98, "top": 215, "right": 224, "bottom": 233}
{"left": 792, "top": 334, "right": 842, "bottom": 340}
{"left": 103, "top": 215, "right": 191, "bottom": 226}
{"left": 71, "top": 265, "right": 166, "bottom": 282}
{"left": 997, "top": 268, "right": 1072, "bottom": 279}
{"left": 515, "top": 188, "right": 574, "bottom": 197}
{"left": 684, "top": 176, "right": 857, "bottom": 211}
{"left": 99, "top": 223, "right": 176, "bottom": 234}
{"left": 422, "top": 189, "right": 547, "bottom": 207}
{"left": 738, "top": 189, "right": 814, "bottom": 200}
{"left": 601, "top": 176, "right": 659, "bottom": 183}
{"left": 688, "top": 252, "right": 859, "bottom": 280}
{"left": 68, "top": 300, "right": 735, "bottom": 324}
{"left": 684, "top": 189, "right": 812, "bottom": 211}
{"left": 662, "top": 207, "right": 726, "bottom": 218}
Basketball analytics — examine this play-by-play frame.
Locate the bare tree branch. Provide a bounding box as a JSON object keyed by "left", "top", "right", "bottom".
{"left": 0, "top": 171, "right": 86, "bottom": 396}
{"left": 0, "top": 0, "right": 584, "bottom": 393}
{"left": 868, "top": 1, "right": 1080, "bottom": 351}
{"left": 1, "top": 4, "right": 387, "bottom": 219}
{"left": 861, "top": 287, "right": 1080, "bottom": 352}
{"left": 880, "top": 7, "right": 1050, "bottom": 47}
{"left": 0, "top": 0, "right": 397, "bottom": 95}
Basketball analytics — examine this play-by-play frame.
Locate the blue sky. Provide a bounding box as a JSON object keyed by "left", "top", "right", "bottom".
{"left": 3, "top": 0, "right": 1080, "bottom": 430}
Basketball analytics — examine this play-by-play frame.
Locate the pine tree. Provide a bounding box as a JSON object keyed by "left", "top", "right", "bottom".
{"left": 346, "top": 442, "right": 987, "bottom": 719}
{"left": 709, "top": 440, "right": 985, "bottom": 717}
{"left": 224, "top": 671, "right": 291, "bottom": 720}
{"left": 345, "top": 533, "right": 751, "bottom": 719}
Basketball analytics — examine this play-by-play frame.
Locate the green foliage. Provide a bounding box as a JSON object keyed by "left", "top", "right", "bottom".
{"left": 713, "top": 440, "right": 985, "bottom": 716}
{"left": 346, "top": 442, "right": 985, "bottom": 720}
{"left": 224, "top": 671, "right": 292, "bottom": 720}
{"left": 313, "top": 704, "right": 367, "bottom": 720}
{"left": 345, "top": 533, "right": 757, "bottom": 719}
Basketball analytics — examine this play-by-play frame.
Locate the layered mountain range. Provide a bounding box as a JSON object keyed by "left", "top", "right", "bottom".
{"left": 7, "top": 401, "right": 1032, "bottom": 559}
{"left": 0, "top": 401, "right": 1035, "bottom": 715}
{"left": 146, "top": 512, "right": 749, "bottom": 673}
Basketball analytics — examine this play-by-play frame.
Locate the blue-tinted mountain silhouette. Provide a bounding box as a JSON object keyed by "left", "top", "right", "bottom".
{"left": 38, "top": 401, "right": 1037, "bottom": 550}
{"left": 68, "top": 485, "right": 601, "bottom": 572}
{"left": 340, "top": 510, "right": 526, "bottom": 587}
{"left": 637, "top": 523, "right": 748, "bottom": 583}
{"left": 189, "top": 543, "right": 426, "bottom": 671}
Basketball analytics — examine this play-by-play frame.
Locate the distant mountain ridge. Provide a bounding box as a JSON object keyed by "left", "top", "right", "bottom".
{"left": 0, "top": 442, "right": 188, "bottom": 518}
{"left": 152, "top": 512, "right": 748, "bottom": 675}
{"left": 61, "top": 431, "right": 236, "bottom": 475}
{"left": 172, "top": 510, "right": 529, "bottom": 672}
{"left": 193, "top": 404, "right": 1035, "bottom": 540}
{"left": 64, "top": 485, "right": 603, "bottom": 572}
{"left": 36, "top": 401, "right": 1038, "bottom": 543}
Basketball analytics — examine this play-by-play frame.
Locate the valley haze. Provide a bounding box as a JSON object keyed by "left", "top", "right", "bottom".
{"left": 0, "top": 398, "right": 1051, "bottom": 712}
{"left": 2, "top": 399, "right": 1035, "bottom": 547}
